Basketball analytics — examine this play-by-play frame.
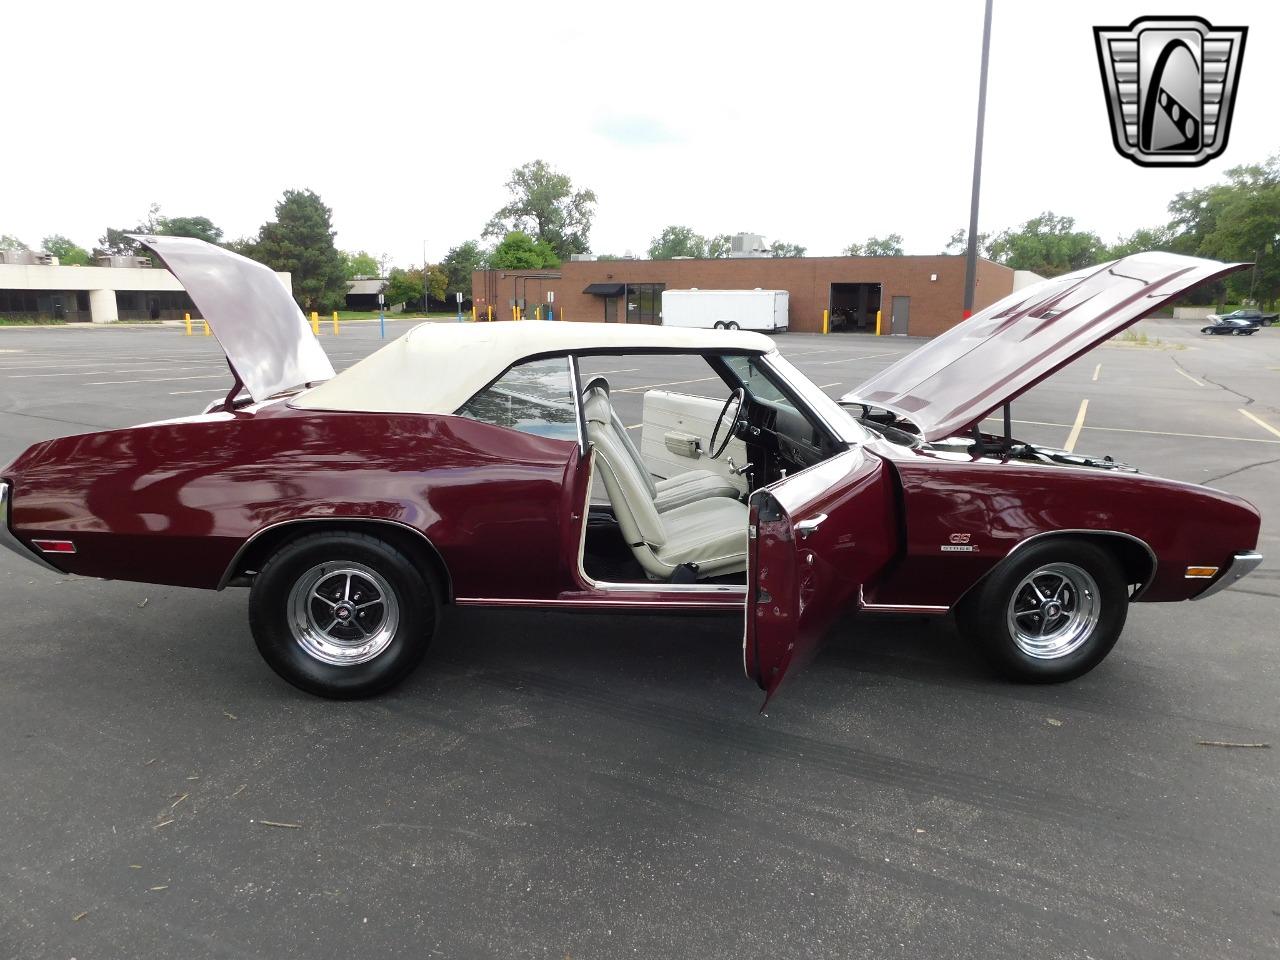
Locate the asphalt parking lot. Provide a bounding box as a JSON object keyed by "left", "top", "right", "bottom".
{"left": 1, "top": 318, "right": 1278, "bottom": 959}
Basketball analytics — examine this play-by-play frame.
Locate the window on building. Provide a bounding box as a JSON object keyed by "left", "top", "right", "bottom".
{"left": 625, "top": 283, "right": 664, "bottom": 325}
{"left": 455, "top": 356, "right": 578, "bottom": 441}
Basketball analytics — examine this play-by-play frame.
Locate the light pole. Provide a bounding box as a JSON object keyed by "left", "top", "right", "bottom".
{"left": 963, "top": 0, "right": 995, "bottom": 319}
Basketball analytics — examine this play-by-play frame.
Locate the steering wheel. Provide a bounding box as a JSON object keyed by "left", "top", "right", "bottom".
{"left": 708, "top": 387, "right": 748, "bottom": 460}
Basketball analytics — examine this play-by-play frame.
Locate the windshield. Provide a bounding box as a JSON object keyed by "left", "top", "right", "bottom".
{"left": 760, "top": 351, "right": 868, "bottom": 444}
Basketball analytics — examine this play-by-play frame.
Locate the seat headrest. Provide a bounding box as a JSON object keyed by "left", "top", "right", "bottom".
{"left": 581, "top": 375, "right": 611, "bottom": 398}
{"left": 583, "top": 388, "right": 613, "bottom": 426}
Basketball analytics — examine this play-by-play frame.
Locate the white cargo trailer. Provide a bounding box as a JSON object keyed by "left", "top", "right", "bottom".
{"left": 660, "top": 289, "right": 789, "bottom": 332}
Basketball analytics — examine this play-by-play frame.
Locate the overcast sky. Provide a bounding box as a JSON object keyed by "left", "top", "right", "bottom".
{"left": 5, "top": 0, "right": 1276, "bottom": 265}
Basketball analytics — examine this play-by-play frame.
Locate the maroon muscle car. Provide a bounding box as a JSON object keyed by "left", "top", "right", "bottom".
{"left": 0, "top": 238, "right": 1263, "bottom": 702}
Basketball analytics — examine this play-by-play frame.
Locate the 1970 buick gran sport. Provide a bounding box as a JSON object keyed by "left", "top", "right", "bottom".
{"left": 0, "top": 237, "right": 1263, "bottom": 701}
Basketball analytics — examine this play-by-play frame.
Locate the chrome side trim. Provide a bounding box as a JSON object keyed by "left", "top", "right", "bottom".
{"left": 0, "top": 481, "right": 64, "bottom": 574}
{"left": 1004, "top": 528, "right": 1158, "bottom": 601}
{"left": 217, "top": 516, "right": 453, "bottom": 597}
{"left": 1192, "top": 550, "right": 1264, "bottom": 600}
{"left": 857, "top": 586, "right": 949, "bottom": 615}
{"left": 455, "top": 596, "right": 741, "bottom": 609}
{"left": 949, "top": 528, "right": 1160, "bottom": 608}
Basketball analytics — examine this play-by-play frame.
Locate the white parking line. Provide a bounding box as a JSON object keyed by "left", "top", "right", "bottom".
{"left": 581, "top": 367, "right": 640, "bottom": 376}
{"left": 982, "top": 414, "right": 1280, "bottom": 445}
{"left": 1238, "top": 408, "right": 1280, "bottom": 440}
{"left": 1092, "top": 363, "right": 1101, "bottom": 382}
{"left": 170, "top": 388, "right": 227, "bottom": 395}
{"left": 626, "top": 424, "right": 642, "bottom": 430}
{"left": 8, "top": 366, "right": 211, "bottom": 379}
{"left": 1173, "top": 366, "right": 1205, "bottom": 387}
{"left": 817, "top": 382, "right": 842, "bottom": 389}
{"left": 86, "top": 374, "right": 227, "bottom": 385}
{"left": 817, "top": 351, "right": 899, "bottom": 365}
{"left": 615, "top": 377, "right": 719, "bottom": 393}
{"left": 1064, "top": 399, "right": 1089, "bottom": 452}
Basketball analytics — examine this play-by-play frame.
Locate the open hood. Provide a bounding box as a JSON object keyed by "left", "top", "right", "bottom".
{"left": 841, "top": 252, "right": 1246, "bottom": 441}
{"left": 131, "top": 235, "right": 335, "bottom": 402}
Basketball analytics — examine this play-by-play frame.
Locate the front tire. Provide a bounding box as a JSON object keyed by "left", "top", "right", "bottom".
{"left": 956, "top": 539, "right": 1128, "bottom": 682}
{"left": 249, "top": 532, "right": 439, "bottom": 698}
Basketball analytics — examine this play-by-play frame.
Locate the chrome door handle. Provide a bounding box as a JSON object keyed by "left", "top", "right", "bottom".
{"left": 795, "top": 513, "right": 828, "bottom": 539}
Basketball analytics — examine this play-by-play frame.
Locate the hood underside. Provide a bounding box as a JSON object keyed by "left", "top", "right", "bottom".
{"left": 842, "top": 252, "right": 1246, "bottom": 441}
{"left": 132, "top": 235, "right": 335, "bottom": 402}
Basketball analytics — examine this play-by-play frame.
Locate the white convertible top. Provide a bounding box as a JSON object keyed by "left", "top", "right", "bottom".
{"left": 293, "top": 321, "right": 775, "bottom": 415}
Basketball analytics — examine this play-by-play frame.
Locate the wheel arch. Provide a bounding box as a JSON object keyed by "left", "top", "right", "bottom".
{"left": 957, "top": 530, "right": 1157, "bottom": 609}
{"left": 219, "top": 518, "right": 453, "bottom": 601}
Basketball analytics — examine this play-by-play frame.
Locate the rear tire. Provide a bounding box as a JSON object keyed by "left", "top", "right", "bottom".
{"left": 248, "top": 532, "right": 439, "bottom": 699}
{"left": 956, "top": 539, "right": 1128, "bottom": 683}
{"left": 727, "top": 321, "right": 740, "bottom": 331}
{"left": 713, "top": 321, "right": 726, "bottom": 330}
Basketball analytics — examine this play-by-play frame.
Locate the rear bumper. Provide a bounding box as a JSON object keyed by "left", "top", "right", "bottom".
{"left": 0, "top": 481, "right": 64, "bottom": 574}
{"left": 1192, "top": 550, "right": 1264, "bottom": 600}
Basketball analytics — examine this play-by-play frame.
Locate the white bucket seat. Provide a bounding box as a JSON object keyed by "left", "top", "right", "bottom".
{"left": 583, "top": 388, "right": 748, "bottom": 580}
{"left": 581, "top": 377, "right": 740, "bottom": 512}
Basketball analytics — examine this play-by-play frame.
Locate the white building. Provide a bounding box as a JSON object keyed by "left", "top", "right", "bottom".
{"left": 0, "top": 249, "right": 290, "bottom": 323}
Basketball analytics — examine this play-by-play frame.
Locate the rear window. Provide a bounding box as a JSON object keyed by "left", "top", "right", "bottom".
{"left": 455, "top": 356, "right": 578, "bottom": 440}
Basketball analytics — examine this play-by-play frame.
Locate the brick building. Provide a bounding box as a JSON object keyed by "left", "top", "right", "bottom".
{"left": 472, "top": 255, "right": 1014, "bottom": 336}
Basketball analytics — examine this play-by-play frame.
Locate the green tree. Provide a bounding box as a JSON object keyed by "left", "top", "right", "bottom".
{"left": 707, "top": 234, "right": 733, "bottom": 259}
{"left": 490, "top": 231, "right": 560, "bottom": 269}
{"left": 250, "top": 188, "right": 349, "bottom": 311}
{"left": 441, "top": 240, "right": 488, "bottom": 299}
{"left": 425, "top": 264, "right": 448, "bottom": 303}
{"left": 157, "top": 215, "right": 223, "bottom": 244}
{"left": 0, "top": 234, "right": 29, "bottom": 250}
{"left": 484, "top": 160, "right": 597, "bottom": 259}
{"left": 648, "top": 225, "right": 707, "bottom": 259}
{"left": 845, "top": 234, "right": 904, "bottom": 257}
{"left": 985, "top": 213, "right": 1102, "bottom": 277}
{"left": 943, "top": 228, "right": 990, "bottom": 258}
{"left": 342, "top": 250, "right": 380, "bottom": 279}
{"left": 98, "top": 204, "right": 223, "bottom": 254}
{"left": 769, "top": 240, "right": 806, "bottom": 258}
{"left": 1101, "top": 226, "right": 1178, "bottom": 260}
{"left": 1167, "top": 155, "right": 1280, "bottom": 306}
{"left": 41, "top": 234, "right": 91, "bottom": 265}
{"left": 383, "top": 269, "right": 421, "bottom": 309}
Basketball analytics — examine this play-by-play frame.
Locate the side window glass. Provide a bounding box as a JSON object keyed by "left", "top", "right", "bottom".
{"left": 456, "top": 356, "right": 578, "bottom": 440}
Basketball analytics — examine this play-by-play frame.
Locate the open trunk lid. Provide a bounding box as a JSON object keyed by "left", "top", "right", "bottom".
{"left": 841, "top": 252, "right": 1246, "bottom": 441}
{"left": 132, "top": 235, "right": 335, "bottom": 402}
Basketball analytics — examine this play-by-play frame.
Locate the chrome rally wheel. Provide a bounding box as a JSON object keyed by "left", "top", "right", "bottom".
{"left": 287, "top": 562, "right": 401, "bottom": 666}
{"left": 1005, "top": 562, "right": 1099, "bottom": 660}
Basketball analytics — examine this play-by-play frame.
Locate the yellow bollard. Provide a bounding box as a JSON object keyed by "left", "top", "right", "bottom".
{"left": 513, "top": 305, "right": 519, "bottom": 322}
{"left": 184, "top": 312, "right": 192, "bottom": 335}
{"left": 487, "top": 305, "right": 493, "bottom": 322}
{"left": 535, "top": 306, "right": 541, "bottom": 321}
{"left": 822, "top": 309, "right": 829, "bottom": 335}
{"left": 471, "top": 305, "right": 476, "bottom": 322}
{"left": 203, "top": 319, "right": 211, "bottom": 337}
{"left": 332, "top": 311, "right": 339, "bottom": 335}
{"left": 875, "top": 310, "right": 882, "bottom": 336}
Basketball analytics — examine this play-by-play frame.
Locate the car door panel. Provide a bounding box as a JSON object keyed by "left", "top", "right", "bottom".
{"left": 745, "top": 446, "right": 897, "bottom": 703}
{"left": 640, "top": 389, "right": 747, "bottom": 491}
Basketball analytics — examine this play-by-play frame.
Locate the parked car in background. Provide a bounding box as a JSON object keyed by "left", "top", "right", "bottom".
{"left": 661, "top": 289, "right": 789, "bottom": 332}
{"left": 1212, "top": 308, "right": 1277, "bottom": 326}
{"left": 1201, "top": 316, "right": 1260, "bottom": 335}
{"left": 0, "top": 240, "right": 1263, "bottom": 704}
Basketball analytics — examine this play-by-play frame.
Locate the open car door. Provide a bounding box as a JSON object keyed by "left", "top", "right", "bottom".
{"left": 745, "top": 446, "right": 897, "bottom": 705}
